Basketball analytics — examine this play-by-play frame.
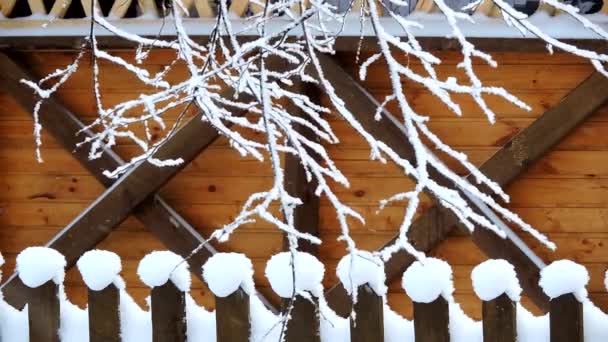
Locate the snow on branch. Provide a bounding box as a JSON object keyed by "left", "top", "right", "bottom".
{"left": 21, "top": 0, "right": 607, "bottom": 320}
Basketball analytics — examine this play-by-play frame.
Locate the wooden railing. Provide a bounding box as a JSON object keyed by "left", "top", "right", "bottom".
{"left": 3, "top": 247, "right": 607, "bottom": 341}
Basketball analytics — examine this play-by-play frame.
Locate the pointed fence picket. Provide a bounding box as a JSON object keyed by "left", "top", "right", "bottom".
{"left": 2, "top": 248, "right": 608, "bottom": 341}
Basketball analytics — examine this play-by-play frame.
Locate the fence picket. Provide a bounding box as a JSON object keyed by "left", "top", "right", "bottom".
{"left": 482, "top": 293, "right": 516, "bottom": 342}
{"left": 215, "top": 287, "right": 250, "bottom": 342}
{"left": 550, "top": 293, "right": 583, "bottom": 342}
{"left": 413, "top": 296, "right": 450, "bottom": 342}
{"left": 88, "top": 283, "right": 121, "bottom": 342}
{"left": 151, "top": 281, "right": 187, "bottom": 342}
{"left": 28, "top": 280, "right": 60, "bottom": 342}
{"left": 350, "top": 285, "right": 383, "bottom": 342}
{"left": 283, "top": 297, "right": 320, "bottom": 342}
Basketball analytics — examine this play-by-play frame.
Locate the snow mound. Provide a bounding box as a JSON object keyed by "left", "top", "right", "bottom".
{"left": 539, "top": 260, "right": 588, "bottom": 301}
{"left": 17, "top": 247, "right": 66, "bottom": 287}
{"left": 336, "top": 251, "right": 386, "bottom": 296}
{"left": 384, "top": 305, "right": 414, "bottom": 342}
{"left": 402, "top": 257, "right": 453, "bottom": 303}
{"left": 471, "top": 259, "right": 522, "bottom": 301}
{"left": 265, "top": 251, "right": 325, "bottom": 298}
{"left": 137, "top": 251, "right": 190, "bottom": 292}
{"left": 202, "top": 253, "right": 254, "bottom": 297}
{"left": 76, "top": 250, "right": 122, "bottom": 291}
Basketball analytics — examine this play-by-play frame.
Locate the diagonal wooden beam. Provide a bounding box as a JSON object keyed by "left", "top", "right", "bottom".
{"left": 0, "top": 52, "right": 224, "bottom": 308}
{"left": 316, "top": 53, "right": 608, "bottom": 315}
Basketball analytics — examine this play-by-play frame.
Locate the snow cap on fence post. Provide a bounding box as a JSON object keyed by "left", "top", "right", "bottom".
{"left": 202, "top": 252, "right": 254, "bottom": 297}
{"left": 265, "top": 251, "right": 325, "bottom": 298}
{"left": 336, "top": 251, "right": 387, "bottom": 296}
{"left": 137, "top": 251, "right": 191, "bottom": 291}
{"left": 77, "top": 249, "right": 123, "bottom": 291}
{"left": 402, "top": 257, "right": 454, "bottom": 303}
{"left": 16, "top": 247, "right": 66, "bottom": 288}
{"left": 539, "top": 259, "right": 589, "bottom": 301}
{"left": 471, "top": 259, "right": 522, "bottom": 301}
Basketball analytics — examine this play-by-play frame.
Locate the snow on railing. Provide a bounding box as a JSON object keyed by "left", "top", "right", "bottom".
{"left": 1, "top": 247, "right": 608, "bottom": 341}
{"left": 0, "top": 0, "right": 606, "bottom": 38}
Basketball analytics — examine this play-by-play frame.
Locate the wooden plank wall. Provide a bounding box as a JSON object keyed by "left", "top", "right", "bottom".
{"left": 0, "top": 50, "right": 606, "bottom": 319}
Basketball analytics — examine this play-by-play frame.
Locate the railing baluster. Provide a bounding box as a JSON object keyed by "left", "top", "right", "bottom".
{"left": 215, "top": 287, "right": 251, "bottom": 342}
{"left": 550, "top": 293, "right": 583, "bottom": 342}
{"left": 151, "top": 281, "right": 187, "bottom": 342}
{"left": 350, "top": 284, "right": 383, "bottom": 342}
{"left": 413, "top": 296, "right": 450, "bottom": 342}
{"left": 28, "top": 280, "right": 60, "bottom": 342}
{"left": 88, "top": 283, "right": 121, "bottom": 342}
{"left": 482, "top": 293, "right": 516, "bottom": 342}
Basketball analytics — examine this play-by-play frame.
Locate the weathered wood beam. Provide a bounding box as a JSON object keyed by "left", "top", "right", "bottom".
{"left": 317, "top": 53, "right": 608, "bottom": 315}
{"left": 1, "top": 36, "right": 606, "bottom": 53}
{"left": 0, "top": 52, "right": 220, "bottom": 308}
{"left": 283, "top": 83, "right": 321, "bottom": 255}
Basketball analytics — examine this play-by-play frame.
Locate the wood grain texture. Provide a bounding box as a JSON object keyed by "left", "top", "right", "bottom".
{"left": 215, "top": 288, "right": 251, "bottom": 342}
{"left": 482, "top": 293, "right": 517, "bottom": 342}
{"left": 550, "top": 293, "right": 583, "bottom": 342}
{"left": 88, "top": 284, "right": 121, "bottom": 342}
{"left": 151, "top": 281, "right": 187, "bottom": 342}
{"left": 28, "top": 280, "right": 60, "bottom": 342}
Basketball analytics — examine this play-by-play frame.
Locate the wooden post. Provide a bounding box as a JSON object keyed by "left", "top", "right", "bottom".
{"left": 550, "top": 293, "right": 583, "bottom": 342}
{"left": 28, "top": 280, "right": 60, "bottom": 342}
{"left": 413, "top": 296, "right": 450, "bottom": 342}
{"left": 88, "top": 283, "right": 121, "bottom": 342}
{"left": 283, "top": 296, "right": 320, "bottom": 342}
{"left": 350, "top": 285, "right": 384, "bottom": 342}
{"left": 482, "top": 293, "right": 516, "bottom": 342}
{"left": 151, "top": 281, "right": 187, "bottom": 342}
{"left": 215, "top": 287, "right": 250, "bottom": 342}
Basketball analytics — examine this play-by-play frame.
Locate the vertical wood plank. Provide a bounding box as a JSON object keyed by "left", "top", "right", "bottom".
{"left": 28, "top": 280, "right": 60, "bottom": 342}
{"left": 151, "top": 282, "right": 187, "bottom": 342}
{"left": 282, "top": 82, "right": 320, "bottom": 256}
{"left": 88, "top": 284, "right": 121, "bottom": 342}
{"left": 482, "top": 293, "right": 516, "bottom": 342}
{"left": 215, "top": 288, "right": 250, "bottom": 342}
{"left": 283, "top": 296, "right": 320, "bottom": 342}
{"left": 350, "top": 285, "right": 383, "bottom": 342}
{"left": 413, "top": 296, "right": 450, "bottom": 342}
{"left": 550, "top": 293, "right": 583, "bottom": 342}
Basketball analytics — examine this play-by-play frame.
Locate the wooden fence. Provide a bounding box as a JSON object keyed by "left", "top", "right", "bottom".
{"left": 5, "top": 248, "right": 603, "bottom": 342}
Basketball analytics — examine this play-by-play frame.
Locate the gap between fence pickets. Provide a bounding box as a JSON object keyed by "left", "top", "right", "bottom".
{"left": 383, "top": 110, "right": 547, "bottom": 270}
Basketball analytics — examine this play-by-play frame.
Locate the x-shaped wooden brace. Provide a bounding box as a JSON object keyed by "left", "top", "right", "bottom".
{"left": 1, "top": 51, "right": 607, "bottom": 317}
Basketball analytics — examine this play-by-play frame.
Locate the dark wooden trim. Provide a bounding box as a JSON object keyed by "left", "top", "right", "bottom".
{"left": 88, "top": 284, "right": 121, "bottom": 342}
{"left": 151, "top": 281, "right": 187, "bottom": 342}
{"left": 283, "top": 296, "right": 321, "bottom": 342}
{"left": 413, "top": 296, "right": 450, "bottom": 342}
{"left": 482, "top": 293, "right": 517, "bottom": 342}
{"left": 350, "top": 285, "right": 384, "bottom": 342}
{"left": 318, "top": 52, "right": 608, "bottom": 315}
{"left": 283, "top": 83, "right": 321, "bottom": 255}
{"left": 1, "top": 36, "right": 606, "bottom": 53}
{"left": 0, "top": 52, "right": 221, "bottom": 308}
{"left": 550, "top": 293, "right": 584, "bottom": 342}
{"left": 215, "top": 288, "right": 251, "bottom": 342}
{"left": 27, "top": 280, "right": 60, "bottom": 342}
